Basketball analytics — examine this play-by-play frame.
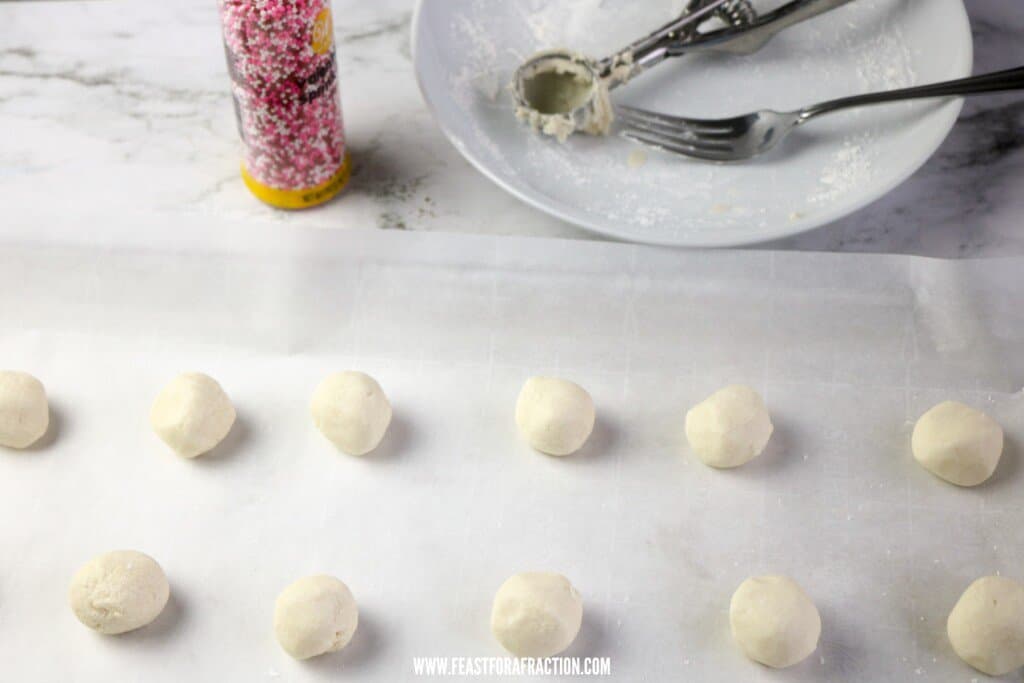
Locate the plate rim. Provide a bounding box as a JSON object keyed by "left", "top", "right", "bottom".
{"left": 411, "top": 0, "right": 974, "bottom": 248}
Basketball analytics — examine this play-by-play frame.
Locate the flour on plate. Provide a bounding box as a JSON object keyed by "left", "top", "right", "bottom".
{"left": 448, "top": 0, "right": 918, "bottom": 235}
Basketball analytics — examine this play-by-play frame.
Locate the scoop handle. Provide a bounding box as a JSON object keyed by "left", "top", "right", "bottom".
{"left": 595, "top": 0, "right": 731, "bottom": 86}
{"left": 599, "top": 0, "right": 854, "bottom": 90}
{"left": 674, "top": 0, "right": 855, "bottom": 57}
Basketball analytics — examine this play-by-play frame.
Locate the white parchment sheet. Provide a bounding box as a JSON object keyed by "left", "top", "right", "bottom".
{"left": 0, "top": 219, "right": 1022, "bottom": 682}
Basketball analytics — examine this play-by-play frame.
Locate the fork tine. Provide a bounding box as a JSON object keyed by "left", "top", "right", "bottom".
{"left": 618, "top": 109, "right": 739, "bottom": 142}
{"left": 652, "top": 123, "right": 736, "bottom": 140}
{"left": 622, "top": 119, "right": 737, "bottom": 151}
{"left": 623, "top": 130, "right": 739, "bottom": 162}
{"left": 617, "top": 105, "right": 735, "bottom": 134}
{"left": 620, "top": 113, "right": 739, "bottom": 143}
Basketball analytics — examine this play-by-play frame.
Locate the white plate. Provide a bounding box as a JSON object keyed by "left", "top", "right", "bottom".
{"left": 412, "top": 0, "right": 972, "bottom": 247}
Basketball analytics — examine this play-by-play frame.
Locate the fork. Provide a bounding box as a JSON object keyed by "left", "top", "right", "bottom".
{"left": 619, "top": 66, "right": 1024, "bottom": 161}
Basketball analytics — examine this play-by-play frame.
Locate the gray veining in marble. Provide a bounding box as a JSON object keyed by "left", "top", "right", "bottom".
{"left": 0, "top": 0, "right": 1021, "bottom": 256}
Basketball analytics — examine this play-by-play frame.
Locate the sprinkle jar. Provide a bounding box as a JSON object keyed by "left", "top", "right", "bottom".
{"left": 219, "top": 0, "right": 351, "bottom": 209}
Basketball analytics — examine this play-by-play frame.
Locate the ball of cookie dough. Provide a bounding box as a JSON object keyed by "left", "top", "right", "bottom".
{"left": 150, "top": 372, "right": 236, "bottom": 458}
{"left": 730, "top": 575, "right": 821, "bottom": 669}
{"left": 912, "top": 401, "right": 1003, "bottom": 487}
{"left": 310, "top": 372, "right": 392, "bottom": 456}
{"left": 0, "top": 371, "right": 49, "bottom": 449}
{"left": 491, "top": 572, "right": 583, "bottom": 657}
{"left": 947, "top": 576, "right": 1024, "bottom": 676}
{"left": 68, "top": 550, "right": 170, "bottom": 635}
{"left": 274, "top": 575, "right": 359, "bottom": 660}
{"left": 515, "top": 377, "right": 595, "bottom": 456}
{"left": 685, "top": 385, "right": 773, "bottom": 468}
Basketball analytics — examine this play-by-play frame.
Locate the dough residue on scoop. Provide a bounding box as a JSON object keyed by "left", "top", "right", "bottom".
{"left": 514, "top": 52, "right": 613, "bottom": 143}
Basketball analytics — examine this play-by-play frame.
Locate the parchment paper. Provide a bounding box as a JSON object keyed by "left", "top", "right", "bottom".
{"left": 0, "top": 217, "right": 1021, "bottom": 682}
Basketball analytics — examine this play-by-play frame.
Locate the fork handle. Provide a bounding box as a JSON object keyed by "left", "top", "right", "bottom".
{"left": 797, "top": 66, "right": 1024, "bottom": 122}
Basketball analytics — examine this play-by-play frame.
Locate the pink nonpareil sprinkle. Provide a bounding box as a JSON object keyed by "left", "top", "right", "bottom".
{"left": 219, "top": 0, "right": 346, "bottom": 191}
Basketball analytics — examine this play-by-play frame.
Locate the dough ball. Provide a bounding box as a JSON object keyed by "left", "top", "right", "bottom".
{"left": 491, "top": 572, "right": 583, "bottom": 657}
{"left": 515, "top": 377, "right": 595, "bottom": 456}
{"left": 947, "top": 576, "right": 1024, "bottom": 676}
{"left": 68, "top": 550, "right": 170, "bottom": 635}
{"left": 274, "top": 575, "right": 359, "bottom": 660}
{"left": 150, "top": 372, "right": 236, "bottom": 458}
{"left": 310, "top": 372, "right": 392, "bottom": 456}
{"left": 912, "top": 401, "right": 1003, "bottom": 487}
{"left": 730, "top": 575, "right": 821, "bottom": 669}
{"left": 685, "top": 385, "right": 773, "bottom": 468}
{"left": 0, "top": 371, "right": 49, "bottom": 449}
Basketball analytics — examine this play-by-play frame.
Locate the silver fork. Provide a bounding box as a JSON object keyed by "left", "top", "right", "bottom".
{"left": 619, "top": 66, "right": 1024, "bottom": 161}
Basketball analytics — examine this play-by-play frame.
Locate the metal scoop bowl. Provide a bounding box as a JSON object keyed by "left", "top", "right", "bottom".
{"left": 512, "top": 0, "right": 854, "bottom": 139}
{"left": 512, "top": 50, "right": 610, "bottom": 141}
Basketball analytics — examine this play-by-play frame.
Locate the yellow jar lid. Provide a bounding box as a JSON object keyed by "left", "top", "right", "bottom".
{"left": 241, "top": 152, "right": 352, "bottom": 210}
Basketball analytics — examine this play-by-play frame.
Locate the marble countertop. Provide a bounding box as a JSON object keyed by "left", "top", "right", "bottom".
{"left": 1, "top": 0, "right": 1021, "bottom": 256}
